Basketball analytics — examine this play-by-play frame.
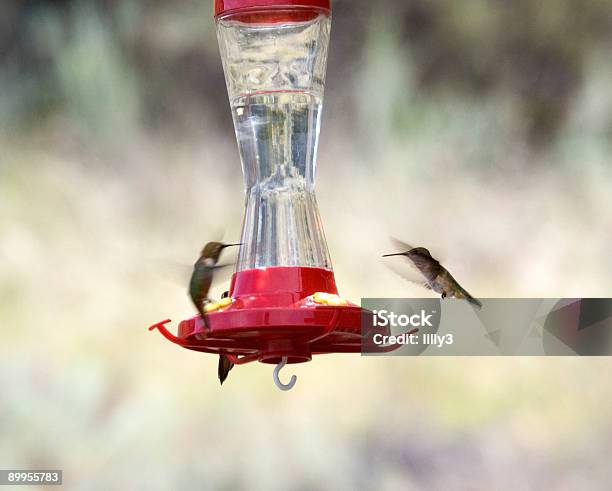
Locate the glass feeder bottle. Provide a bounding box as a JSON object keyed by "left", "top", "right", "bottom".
{"left": 216, "top": 1, "right": 332, "bottom": 273}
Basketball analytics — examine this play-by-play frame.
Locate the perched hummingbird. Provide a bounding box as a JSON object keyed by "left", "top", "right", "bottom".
{"left": 189, "top": 241, "right": 241, "bottom": 385}
{"left": 382, "top": 240, "right": 482, "bottom": 309}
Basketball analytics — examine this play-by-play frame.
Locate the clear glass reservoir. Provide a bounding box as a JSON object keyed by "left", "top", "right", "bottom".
{"left": 216, "top": 7, "right": 332, "bottom": 271}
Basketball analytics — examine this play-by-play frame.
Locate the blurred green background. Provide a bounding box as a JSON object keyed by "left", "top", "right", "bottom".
{"left": 2, "top": 1, "right": 612, "bottom": 489}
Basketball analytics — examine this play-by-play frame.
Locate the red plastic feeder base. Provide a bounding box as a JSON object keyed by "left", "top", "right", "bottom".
{"left": 149, "top": 266, "right": 394, "bottom": 365}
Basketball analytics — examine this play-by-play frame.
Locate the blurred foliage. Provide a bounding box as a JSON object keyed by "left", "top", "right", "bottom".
{"left": 3, "top": 0, "right": 612, "bottom": 147}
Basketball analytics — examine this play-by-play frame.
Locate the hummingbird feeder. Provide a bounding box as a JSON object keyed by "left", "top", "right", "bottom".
{"left": 150, "top": 0, "right": 394, "bottom": 390}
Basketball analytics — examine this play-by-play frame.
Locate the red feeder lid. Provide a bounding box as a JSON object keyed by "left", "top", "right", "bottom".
{"left": 215, "top": 0, "right": 331, "bottom": 19}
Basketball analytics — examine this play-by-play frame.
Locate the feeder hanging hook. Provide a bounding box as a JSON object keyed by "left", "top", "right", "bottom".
{"left": 273, "top": 357, "right": 297, "bottom": 391}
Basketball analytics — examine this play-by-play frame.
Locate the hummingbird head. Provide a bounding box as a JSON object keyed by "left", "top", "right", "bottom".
{"left": 201, "top": 242, "right": 242, "bottom": 263}
{"left": 408, "top": 247, "right": 432, "bottom": 258}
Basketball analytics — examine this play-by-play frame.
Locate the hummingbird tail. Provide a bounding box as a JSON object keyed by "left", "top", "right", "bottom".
{"left": 218, "top": 355, "right": 234, "bottom": 385}
{"left": 466, "top": 295, "right": 483, "bottom": 310}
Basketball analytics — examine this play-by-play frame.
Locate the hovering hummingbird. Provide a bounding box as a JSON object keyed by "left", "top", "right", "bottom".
{"left": 189, "top": 241, "right": 241, "bottom": 385}
{"left": 382, "top": 239, "right": 482, "bottom": 309}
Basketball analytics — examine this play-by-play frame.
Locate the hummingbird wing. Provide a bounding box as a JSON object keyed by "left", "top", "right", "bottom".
{"left": 389, "top": 237, "right": 447, "bottom": 262}
{"left": 153, "top": 259, "right": 235, "bottom": 287}
{"left": 155, "top": 260, "right": 194, "bottom": 284}
{"left": 382, "top": 255, "right": 433, "bottom": 291}
{"left": 385, "top": 237, "right": 430, "bottom": 286}
{"left": 390, "top": 237, "right": 414, "bottom": 254}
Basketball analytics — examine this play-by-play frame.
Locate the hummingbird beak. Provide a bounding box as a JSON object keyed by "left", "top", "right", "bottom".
{"left": 382, "top": 252, "right": 405, "bottom": 257}
{"left": 222, "top": 243, "right": 243, "bottom": 249}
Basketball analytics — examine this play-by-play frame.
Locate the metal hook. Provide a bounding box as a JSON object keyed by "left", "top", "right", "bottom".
{"left": 273, "top": 357, "right": 297, "bottom": 391}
